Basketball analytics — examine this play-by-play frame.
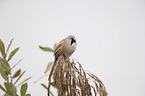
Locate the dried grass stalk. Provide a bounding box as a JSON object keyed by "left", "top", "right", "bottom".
{"left": 48, "top": 54, "right": 108, "bottom": 96}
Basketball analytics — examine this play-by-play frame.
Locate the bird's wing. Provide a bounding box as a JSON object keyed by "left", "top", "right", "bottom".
{"left": 54, "top": 39, "right": 65, "bottom": 55}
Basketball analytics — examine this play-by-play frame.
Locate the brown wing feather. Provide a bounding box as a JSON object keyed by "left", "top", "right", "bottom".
{"left": 54, "top": 39, "right": 65, "bottom": 56}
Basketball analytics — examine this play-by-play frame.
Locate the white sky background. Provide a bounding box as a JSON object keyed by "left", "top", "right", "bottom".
{"left": 0, "top": 0, "right": 145, "bottom": 96}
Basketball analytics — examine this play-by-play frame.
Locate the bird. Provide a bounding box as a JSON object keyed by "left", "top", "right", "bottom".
{"left": 54, "top": 35, "right": 77, "bottom": 59}
{"left": 48, "top": 35, "right": 77, "bottom": 95}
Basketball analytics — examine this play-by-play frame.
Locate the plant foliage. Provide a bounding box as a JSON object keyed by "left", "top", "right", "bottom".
{"left": 0, "top": 39, "right": 31, "bottom": 96}
{"left": 39, "top": 43, "right": 107, "bottom": 96}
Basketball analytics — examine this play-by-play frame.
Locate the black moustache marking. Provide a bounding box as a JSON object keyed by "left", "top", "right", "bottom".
{"left": 71, "top": 38, "right": 76, "bottom": 45}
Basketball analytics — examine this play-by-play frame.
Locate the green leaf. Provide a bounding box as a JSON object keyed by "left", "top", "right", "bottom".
{"left": 4, "top": 93, "right": 11, "bottom": 96}
{"left": 53, "top": 43, "right": 57, "bottom": 50}
{"left": 0, "top": 69, "right": 8, "bottom": 81}
{"left": 44, "top": 62, "right": 53, "bottom": 73}
{"left": 8, "top": 47, "right": 19, "bottom": 61}
{"left": 4, "top": 83, "right": 16, "bottom": 95}
{"left": 0, "top": 39, "right": 6, "bottom": 58}
{"left": 0, "top": 84, "right": 7, "bottom": 92}
{"left": 41, "top": 83, "right": 54, "bottom": 96}
{"left": 4, "top": 82, "right": 10, "bottom": 94}
{"left": 50, "top": 82, "right": 57, "bottom": 88}
{"left": 39, "top": 46, "right": 54, "bottom": 52}
{"left": 6, "top": 38, "right": 14, "bottom": 56}
{"left": 26, "top": 94, "right": 31, "bottom": 96}
{"left": 34, "top": 74, "right": 48, "bottom": 83}
{"left": 17, "top": 76, "right": 32, "bottom": 87}
{"left": 11, "top": 59, "right": 23, "bottom": 69}
{"left": 14, "top": 70, "right": 26, "bottom": 85}
{"left": 0, "top": 57, "right": 11, "bottom": 75}
{"left": 50, "top": 91, "right": 54, "bottom": 96}
{"left": 0, "top": 63, "right": 8, "bottom": 81}
{"left": 41, "top": 83, "right": 47, "bottom": 89}
{"left": 20, "top": 83, "right": 28, "bottom": 96}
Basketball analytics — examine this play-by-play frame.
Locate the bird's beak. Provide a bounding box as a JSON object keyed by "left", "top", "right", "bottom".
{"left": 74, "top": 39, "right": 77, "bottom": 44}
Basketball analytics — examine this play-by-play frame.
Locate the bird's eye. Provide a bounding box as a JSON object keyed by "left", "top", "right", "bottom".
{"left": 71, "top": 38, "right": 76, "bottom": 45}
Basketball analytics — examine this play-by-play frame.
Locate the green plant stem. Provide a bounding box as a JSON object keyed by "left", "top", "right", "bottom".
{"left": 48, "top": 60, "right": 56, "bottom": 96}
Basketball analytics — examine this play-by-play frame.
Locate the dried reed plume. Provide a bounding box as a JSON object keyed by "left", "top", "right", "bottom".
{"left": 48, "top": 54, "right": 107, "bottom": 96}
